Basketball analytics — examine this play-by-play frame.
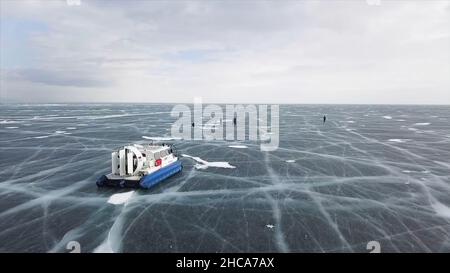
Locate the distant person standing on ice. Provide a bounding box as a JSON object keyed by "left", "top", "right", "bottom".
{"left": 323, "top": 115, "right": 326, "bottom": 124}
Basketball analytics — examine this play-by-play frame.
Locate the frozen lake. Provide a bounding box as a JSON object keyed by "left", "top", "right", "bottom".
{"left": 1, "top": 104, "right": 449, "bottom": 252}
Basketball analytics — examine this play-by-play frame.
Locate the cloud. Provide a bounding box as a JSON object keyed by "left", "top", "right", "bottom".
{"left": 0, "top": 0, "right": 449, "bottom": 103}
{"left": 12, "top": 68, "right": 111, "bottom": 87}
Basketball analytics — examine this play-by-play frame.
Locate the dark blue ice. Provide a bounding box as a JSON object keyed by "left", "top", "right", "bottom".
{"left": 0, "top": 104, "right": 449, "bottom": 252}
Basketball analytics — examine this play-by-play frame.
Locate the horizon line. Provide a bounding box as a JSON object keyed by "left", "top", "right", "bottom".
{"left": 1, "top": 101, "right": 449, "bottom": 106}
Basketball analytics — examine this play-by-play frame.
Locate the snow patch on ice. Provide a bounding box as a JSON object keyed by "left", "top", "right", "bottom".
{"left": 286, "top": 160, "right": 296, "bottom": 163}
{"left": 382, "top": 116, "right": 392, "bottom": 120}
{"left": 432, "top": 202, "right": 450, "bottom": 219}
{"left": 5, "top": 127, "right": 18, "bottom": 129}
{"left": 34, "top": 135, "right": 50, "bottom": 139}
{"left": 142, "top": 136, "right": 182, "bottom": 141}
{"left": 414, "top": 123, "right": 430, "bottom": 126}
{"left": 228, "top": 145, "right": 248, "bottom": 149}
{"left": 0, "top": 120, "right": 20, "bottom": 124}
{"left": 266, "top": 224, "right": 275, "bottom": 229}
{"left": 107, "top": 191, "right": 134, "bottom": 205}
{"left": 388, "top": 139, "right": 410, "bottom": 143}
{"left": 182, "top": 154, "right": 236, "bottom": 170}
{"left": 93, "top": 239, "right": 114, "bottom": 253}
{"left": 403, "top": 170, "right": 430, "bottom": 174}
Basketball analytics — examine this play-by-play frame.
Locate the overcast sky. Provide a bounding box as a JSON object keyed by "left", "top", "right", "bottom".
{"left": 1, "top": 0, "right": 449, "bottom": 104}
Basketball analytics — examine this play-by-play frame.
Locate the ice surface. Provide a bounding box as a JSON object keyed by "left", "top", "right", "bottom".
{"left": 1, "top": 104, "right": 450, "bottom": 253}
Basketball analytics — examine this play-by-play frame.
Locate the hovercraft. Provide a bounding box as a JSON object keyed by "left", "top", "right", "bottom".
{"left": 96, "top": 143, "right": 182, "bottom": 189}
